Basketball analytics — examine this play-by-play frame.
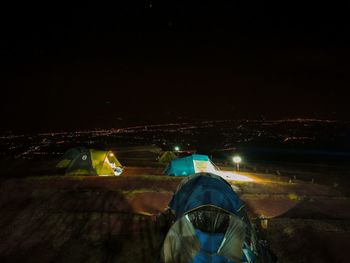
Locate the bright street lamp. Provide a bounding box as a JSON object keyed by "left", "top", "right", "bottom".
{"left": 232, "top": 156, "right": 242, "bottom": 171}
{"left": 174, "top": 146, "right": 180, "bottom": 152}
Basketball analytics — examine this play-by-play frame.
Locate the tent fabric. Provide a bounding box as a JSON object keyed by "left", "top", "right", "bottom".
{"left": 192, "top": 253, "right": 236, "bottom": 263}
{"left": 195, "top": 229, "right": 225, "bottom": 254}
{"left": 159, "top": 173, "right": 249, "bottom": 263}
{"left": 169, "top": 173, "right": 244, "bottom": 219}
{"left": 66, "top": 150, "right": 96, "bottom": 176}
{"left": 56, "top": 147, "right": 88, "bottom": 168}
{"left": 57, "top": 148, "right": 123, "bottom": 176}
{"left": 90, "top": 149, "right": 122, "bottom": 175}
{"left": 164, "top": 154, "right": 217, "bottom": 176}
{"left": 188, "top": 207, "right": 230, "bottom": 233}
{"left": 159, "top": 213, "right": 245, "bottom": 263}
{"left": 160, "top": 173, "right": 276, "bottom": 263}
{"left": 159, "top": 151, "right": 178, "bottom": 164}
{"left": 160, "top": 216, "right": 200, "bottom": 263}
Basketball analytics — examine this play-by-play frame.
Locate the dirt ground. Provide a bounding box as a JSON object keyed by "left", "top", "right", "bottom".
{"left": 233, "top": 172, "right": 350, "bottom": 263}
{"left": 0, "top": 169, "right": 349, "bottom": 263}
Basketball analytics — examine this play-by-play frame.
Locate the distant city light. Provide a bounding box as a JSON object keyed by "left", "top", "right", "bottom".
{"left": 109, "top": 153, "right": 114, "bottom": 157}
{"left": 174, "top": 146, "right": 180, "bottom": 151}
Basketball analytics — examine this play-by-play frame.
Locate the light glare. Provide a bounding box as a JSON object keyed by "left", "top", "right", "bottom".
{"left": 233, "top": 156, "right": 242, "bottom": 163}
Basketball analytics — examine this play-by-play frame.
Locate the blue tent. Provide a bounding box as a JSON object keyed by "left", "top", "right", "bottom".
{"left": 164, "top": 154, "right": 217, "bottom": 176}
{"left": 169, "top": 173, "right": 244, "bottom": 219}
{"left": 159, "top": 173, "right": 252, "bottom": 263}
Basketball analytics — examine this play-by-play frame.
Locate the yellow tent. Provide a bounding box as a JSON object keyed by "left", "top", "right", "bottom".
{"left": 159, "top": 151, "right": 178, "bottom": 164}
{"left": 57, "top": 148, "right": 123, "bottom": 176}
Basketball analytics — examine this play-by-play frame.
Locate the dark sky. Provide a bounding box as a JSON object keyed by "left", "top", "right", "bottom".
{"left": 1, "top": 1, "right": 350, "bottom": 132}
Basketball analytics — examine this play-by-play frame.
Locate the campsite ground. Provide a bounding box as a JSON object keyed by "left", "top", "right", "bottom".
{"left": 0, "top": 163, "right": 350, "bottom": 263}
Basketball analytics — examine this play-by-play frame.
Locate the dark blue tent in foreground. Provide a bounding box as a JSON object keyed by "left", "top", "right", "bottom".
{"left": 169, "top": 173, "right": 244, "bottom": 219}
{"left": 159, "top": 173, "right": 275, "bottom": 263}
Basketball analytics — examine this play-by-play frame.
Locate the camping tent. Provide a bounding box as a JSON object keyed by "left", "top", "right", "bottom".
{"left": 57, "top": 148, "right": 123, "bottom": 176}
{"left": 164, "top": 154, "right": 218, "bottom": 176}
{"left": 159, "top": 173, "right": 259, "bottom": 263}
{"left": 159, "top": 151, "right": 178, "bottom": 165}
{"left": 56, "top": 147, "right": 87, "bottom": 169}
{"left": 168, "top": 173, "right": 244, "bottom": 219}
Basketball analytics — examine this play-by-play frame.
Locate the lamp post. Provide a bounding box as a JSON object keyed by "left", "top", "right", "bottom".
{"left": 233, "top": 156, "right": 242, "bottom": 171}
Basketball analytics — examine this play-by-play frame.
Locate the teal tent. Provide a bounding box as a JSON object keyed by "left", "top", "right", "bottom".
{"left": 164, "top": 154, "right": 218, "bottom": 176}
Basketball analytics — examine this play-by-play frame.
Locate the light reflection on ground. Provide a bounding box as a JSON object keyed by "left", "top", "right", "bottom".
{"left": 216, "top": 171, "right": 255, "bottom": 182}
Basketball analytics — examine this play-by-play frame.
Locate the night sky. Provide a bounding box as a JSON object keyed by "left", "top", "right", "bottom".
{"left": 1, "top": 1, "right": 350, "bottom": 132}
